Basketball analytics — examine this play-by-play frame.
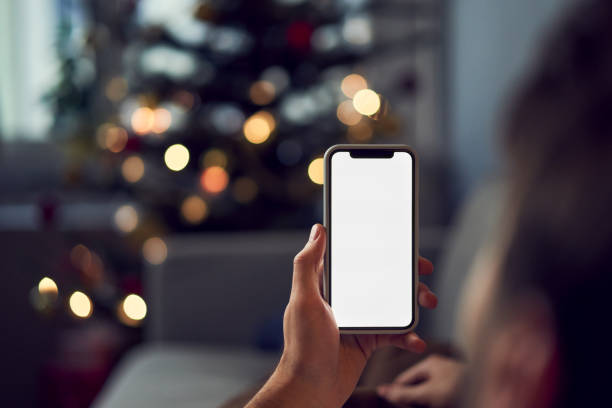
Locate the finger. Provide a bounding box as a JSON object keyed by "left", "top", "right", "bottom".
{"left": 418, "top": 256, "right": 434, "bottom": 275}
{"left": 393, "top": 360, "right": 429, "bottom": 385}
{"left": 377, "top": 383, "right": 427, "bottom": 405}
{"left": 292, "top": 224, "right": 326, "bottom": 298}
{"left": 376, "top": 332, "right": 427, "bottom": 354}
{"left": 418, "top": 282, "right": 438, "bottom": 309}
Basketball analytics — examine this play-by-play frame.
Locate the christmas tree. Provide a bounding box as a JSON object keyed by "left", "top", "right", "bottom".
{"left": 42, "top": 0, "right": 419, "bottom": 327}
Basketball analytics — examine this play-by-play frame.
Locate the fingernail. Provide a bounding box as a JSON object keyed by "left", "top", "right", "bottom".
{"left": 406, "top": 334, "right": 426, "bottom": 352}
{"left": 309, "top": 224, "right": 320, "bottom": 242}
{"left": 376, "top": 385, "right": 388, "bottom": 395}
{"left": 427, "top": 292, "right": 438, "bottom": 307}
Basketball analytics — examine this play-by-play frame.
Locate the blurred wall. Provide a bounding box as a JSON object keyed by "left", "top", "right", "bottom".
{"left": 447, "top": 0, "right": 571, "bottom": 197}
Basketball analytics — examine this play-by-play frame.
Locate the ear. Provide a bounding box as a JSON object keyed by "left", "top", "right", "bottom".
{"left": 475, "top": 296, "right": 559, "bottom": 408}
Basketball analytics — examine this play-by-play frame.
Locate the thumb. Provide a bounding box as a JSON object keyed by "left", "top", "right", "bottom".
{"left": 292, "top": 224, "right": 326, "bottom": 298}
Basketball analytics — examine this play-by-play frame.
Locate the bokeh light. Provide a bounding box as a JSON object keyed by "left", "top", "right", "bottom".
{"left": 336, "top": 100, "right": 362, "bottom": 126}
{"left": 142, "top": 237, "right": 168, "bottom": 265}
{"left": 347, "top": 122, "right": 374, "bottom": 143}
{"left": 122, "top": 294, "right": 147, "bottom": 321}
{"left": 114, "top": 205, "right": 139, "bottom": 233}
{"left": 249, "top": 80, "right": 276, "bottom": 105}
{"left": 243, "top": 111, "right": 275, "bottom": 144}
{"left": 105, "top": 76, "right": 128, "bottom": 102}
{"left": 352, "top": 89, "right": 380, "bottom": 116}
{"left": 122, "top": 155, "right": 145, "bottom": 183}
{"left": 200, "top": 166, "right": 229, "bottom": 194}
{"left": 202, "top": 148, "right": 228, "bottom": 168}
{"left": 131, "top": 107, "right": 156, "bottom": 135}
{"left": 308, "top": 157, "right": 324, "bottom": 185}
{"left": 69, "top": 291, "right": 93, "bottom": 319}
{"left": 341, "top": 73, "right": 368, "bottom": 98}
{"left": 105, "top": 126, "right": 128, "bottom": 153}
{"left": 164, "top": 144, "right": 190, "bottom": 171}
{"left": 152, "top": 107, "right": 172, "bottom": 134}
{"left": 181, "top": 195, "right": 208, "bottom": 224}
{"left": 232, "top": 177, "right": 258, "bottom": 204}
{"left": 38, "top": 277, "right": 58, "bottom": 297}
{"left": 70, "top": 244, "right": 91, "bottom": 270}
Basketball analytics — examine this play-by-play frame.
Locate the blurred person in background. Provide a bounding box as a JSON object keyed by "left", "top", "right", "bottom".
{"left": 243, "top": 0, "right": 612, "bottom": 407}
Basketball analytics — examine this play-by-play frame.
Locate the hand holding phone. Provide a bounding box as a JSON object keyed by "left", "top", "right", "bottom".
{"left": 246, "top": 223, "right": 437, "bottom": 408}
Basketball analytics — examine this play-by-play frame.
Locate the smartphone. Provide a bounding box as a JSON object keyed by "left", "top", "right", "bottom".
{"left": 323, "top": 144, "right": 418, "bottom": 334}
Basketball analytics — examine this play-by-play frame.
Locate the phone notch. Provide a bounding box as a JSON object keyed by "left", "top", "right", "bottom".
{"left": 349, "top": 149, "right": 394, "bottom": 159}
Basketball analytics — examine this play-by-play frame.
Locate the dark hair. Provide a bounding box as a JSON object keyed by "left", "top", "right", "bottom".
{"left": 499, "top": 0, "right": 612, "bottom": 406}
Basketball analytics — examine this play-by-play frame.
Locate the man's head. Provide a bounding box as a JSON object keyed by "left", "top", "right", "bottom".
{"left": 464, "top": 0, "right": 612, "bottom": 406}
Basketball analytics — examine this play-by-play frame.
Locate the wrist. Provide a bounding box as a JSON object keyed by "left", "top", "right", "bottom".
{"left": 246, "top": 367, "right": 332, "bottom": 408}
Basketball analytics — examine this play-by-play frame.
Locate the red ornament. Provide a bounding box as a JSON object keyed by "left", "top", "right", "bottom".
{"left": 287, "top": 21, "right": 313, "bottom": 52}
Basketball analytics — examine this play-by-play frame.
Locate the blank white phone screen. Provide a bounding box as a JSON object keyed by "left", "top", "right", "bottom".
{"left": 330, "top": 151, "right": 413, "bottom": 328}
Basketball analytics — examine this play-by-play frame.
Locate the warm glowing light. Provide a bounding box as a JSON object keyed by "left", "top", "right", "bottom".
{"left": 164, "top": 144, "right": 190, "bottom": 171}
{"left": 352, "top": 89, "right": 381, "bottom": 116}
{"left": 122, "top": 155, "right": 145, "bottom": 183}
{"left": 243, "top": 111, "right": 275, "bottom": 144}
{"left": 347, "top": 122, "right": 374, "bottom": 143}
{"left": 114, "top": 205, "right": 139, "bottom": 233}
{"left": 38, "top": 277, "right": 58, "bottom": 297}
{"left": 105, "top": 77, "right": 128, "bottom": 102}
{"left": 122, "top": 294, "right": 147, "bottom": 321}
{"left": 202, "top": 149, "right": 228, "bottom": 168}
{"left": 142, "top": 237, "right": 168, "bottom": 265}
{"left": 131, "top": 107, "right": 155, "bottom": 135}
{"left": 200, "top": 166, "right": 229, "bottom": 194}
{"left": 249, "top": 80, "right": 276, "bottom": 105}
{"left": 69, "top": 291, "right": 93, "bottom": 318}
{"left": 341, "top": 73, "right": 368, "bottom": 98}
{"left": 70, "top": 244, "right": 91, "bottom": 270}
{"left": 336, "top": 100, "right": 362, "bottom": 126}
{"left": 152, "top": 108, "right": 172, "bottom": 134}
{"left": 181, "top": 195, "right": 208, "bottom": 224}
{"left": 173, "top": 90, "right": 195, "bottom": 109}
{"left": 105, "top": 126, "right": 128, "bottom": 153}
{"left": 232, "top": 177, "right": 258, "bottom": 204}
{"left": 308, "top": 158, "right": 324, "bottom": 185}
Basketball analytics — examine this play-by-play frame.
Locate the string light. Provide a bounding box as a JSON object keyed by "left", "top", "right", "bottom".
{"left": 117, "top": 294, "right": 147, "bottom": 326}
{"left": 38, "top": 277, "right": 58, "bottom": 297}
{"left": 105, "top": 126, "right": 128, "bottom": 153}
{"left": 341, "top": 73, "right": 368, "bottom": 98}
{"left": 249, "top": 80, "right": 276, "bottom": 105}
{"left": 352, "top": 89, "right": 380, "bottom": 116}
{"left": 69, "top": 291, "right": 93, "bottom": 319}
{"left": 105, "top": 77, "right": 128, "bottom": 102}
{"left": 121, "top": 155, "right": 145, "bottom": 183}
{"left": 152, "top": 107, "right": 172, "bottom": 134}
{"left": 200, "top": 166, "right": 229, "bottom": 194}
{"left": 336, "top": 100, "right": 362, "bottom": 126}
{"left": 181, "top": 195, "right": 208, "bottom": 224}
{"left": 232, "top": 177, "right": 258, "bottom": 204}
{"left": 142, "top": 237, "right": 168, "bottom": 265}
{"left": 131, "top": 107, "right": 156, "bottom": 135}
{"left": 243, "top": 111, "right": 275, "bottom": 144}
{"left": 308, "top": 158, "right": 324, "bottom": 185}
{"left": 202, "top": 148, "right": 228, "bottom": 168}
{"left": 114, "top": 205, "right": 139, "bottom": 233}
{"left": 347, "top": 122, "right": 374, "bottom": 143}
{"left": 164, "top": 144, "right": 190, "bottom": 171}
{"left": 70, "top": 244, "right": 91, "bottom": 271}
{"left": 122, "top": 294, "right": 147, "bottom": 321}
